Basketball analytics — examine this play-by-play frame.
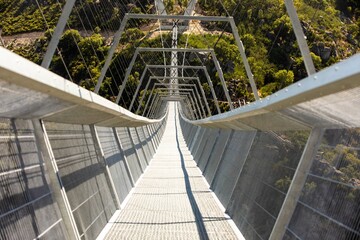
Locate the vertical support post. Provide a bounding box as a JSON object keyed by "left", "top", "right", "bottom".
{"left": 196, "top": 78, "right": 212, "bottom": 116}
{"left": 189, "top": 126, "right": 201, "bottom": 151}
{"left": 183, "top": 94, "right": 195, "bottom": 119}
{"left": 41, "top": 0, "right": 76, "bottom": 69}
{"left": 145, "top": 93, "right": 158, "bottom": 117}
{"left": 269, "top": 128, "right": 324, "bottom": 240}
{"left": 31, "top": 119, "right": 80, "bottom": 240}
{"left": 229, "top": 18, "right": 260, "bottom": 100}
{"left": 227, "top": 131, "right": 257, "bottom": 203}
{"left": 211, "top": 51, "right": 234, "bottom": 110}
{"left": 203, "top": 66, "right": 221, "bottom": 114}
{"left": 189, "top": 91, "right": 202, "bottom": 119}
{"left": 154, "top": 98, "right": 164, "bottom": 119}
{"left": 89, "top": 125, "right": 121, "bottom": 209}
{"left": 180, "top": 99, "right": 189, "bottom": 119}
{"left": 136, "top": 77, "right": 153, "bottom": 114}
{"left": 193, "top": 86, "right": 206, "bottom": 117}
{"left": 135, "top": 128, "right": 149, "bottom": 164}
{"left": 202, "top": 129, "right": 221, "bottom": 174}
{"left": 127, "top": 128, "right": 145, "bottom": 173}
{"left": 179, "top": 100, "right": 188, "bottom": 119}
{"left": 146, "top": 124, "right": 156, "bottom": 148}
{"left": 149, "top": 95, "right": 161, "bottom": 118}
{"left": 145, "top": 125, "right": 157, "bottom": 155}
{"left": 188, "top": 93, "right": 200, "bottom": 119}
{"left": 210, "top": 130, "right": 234, "bottom": 188}
{"left": 284, "top": 0, "right": 316, "bottom": 76}
{"left": 142, "top": 86, "right": 156, "bottom": 116}
{"left": 94, "top": 15, "right": 129, "bottom": 93}
{"left": 112, "top": 127, "right": 135, "bottom": 187}
{"left": 129, "top": 66, "right": 148, "bottom": 111}
{"left": 185, "top": 97, "right": 196, "bottom": 120}
{"left": 152, "top": 123, "right": 160, "bottom": 148}
{"left": 116, "top": 48, "right": 140, "bottom": 104}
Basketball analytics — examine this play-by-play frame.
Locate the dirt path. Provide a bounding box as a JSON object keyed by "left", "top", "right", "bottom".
{"left": 0, "top": 13, "right": 230, "bottom": 47}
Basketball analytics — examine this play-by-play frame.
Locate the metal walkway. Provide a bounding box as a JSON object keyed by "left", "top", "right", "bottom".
{"left": 100, "top": 103, "right": 240, "bottom": 239}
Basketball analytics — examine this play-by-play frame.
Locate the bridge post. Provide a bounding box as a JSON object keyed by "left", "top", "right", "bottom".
{"left": 116, "top": 48, "right": 140, "bottom": 104}
{"left": 178, "top": 93, "right": 194, "bottom": 119}
{"left": 196, "top": 79, "right": 212, "bottom": 116}
{"left": 143, "top": 86, "right": 157, "bottom": 116}
{"left": 147, "top": 93, "right": 160, "bottom": 118}
{"left": 211, "top": 51, "right": 234, "bottom": 110}
{"left": 185, "top": 97, "right": 196, "bottom": 120}
{"left": 192, "top": 86, "right": 207, "bottom": 117}
{"left": 210, "top": 130, "right": 235, "bottom": 188}
{"left": 153, "top": 98, "right": 164, "bottom": 119}
{"left": 31, "top": 119, "right": 81, "bottom": 240}
{"left": 127, "top": 128, "right": 145, "bottom": 173}
{"left": 188, "top": 92, "right": 201, "bottom": 119}
{"left": 135, "top": 128, "right": 150, "bottom": 164}
{"left": 89, "top": 125, "right": 121, "bottom": 209}
{"left": 41, "top": 0, "right": 76, "bottom": 69}
{"left": 147, "top": 124, "right": 160, "bottom": 148}
{"left": 137, "top": 77, "right": 153, "bottom": 114}
{"left": 179, "top": 93, "right": 197, "bottom": 120}
{"left": 284, "top": 0, "right": 316, "bottom": 75}
{"left": 112, "top": 128, "right": 135, "bottom": 187}
{"left": 203, "top": 66, "right": 221, "bottom": 114}
{"left": 149, "top": 95, "right": 161, "bottom": 118}
{"left": 95, "top": 14, "right": 129, "bottom": 93}
{"left": 142, "top": 125, "right": 156, "bottom": 155}
{"left": 129, "top": 66, "right": 148, "bottom": 111}
{"left": 227, "top": 131, "right": 257, "bottom": 205}
{"left": 269, "top": 127, "right": 324, "bottom": 240}
{"left": 189, "top": 127, "right": 201, "bottom": 152}
{"left": 229, "top": 18, "right": 260, "bottom": 100}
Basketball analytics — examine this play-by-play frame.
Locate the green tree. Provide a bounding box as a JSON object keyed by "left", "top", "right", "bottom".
{"left": 274, "top": 69, "right": 294, "bottom": 88}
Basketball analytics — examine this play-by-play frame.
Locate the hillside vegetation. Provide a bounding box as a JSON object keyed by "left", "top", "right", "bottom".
{"left": 0, "top": 0, "right": 359, "bottom": 104}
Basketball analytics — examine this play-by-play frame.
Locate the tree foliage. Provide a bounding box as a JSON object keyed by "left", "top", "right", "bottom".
{"left": 1, "top": 0, "right": 359, "bottom": 111}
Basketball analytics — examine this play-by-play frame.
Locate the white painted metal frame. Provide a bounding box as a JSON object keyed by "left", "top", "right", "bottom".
{"left": 94, "top": 13, "right": 260, "bottom": 103}
{"left": 147, "top": 88, "right": 202, "bottom": 119}
{"left": 269, "top": 128, "right": 324, "bottom": 239}
{"left": 0, "top": 47, "right": 163, "bottom": 126}
{"left": 41, "top": 0, "right": 76, "bottom": 69}
{"left": 89, "top": 125, "right": 121, "bottom": 209}
{"left": 183, "top": 54, "right": 360, "bottom": 130}
{"left": 153, "top": 82, "right": 206, "bottom": 117}
{"left": 115, "top": 48, "right": 232, "bottom": 110}
{"left": 135, "top": 65, "right": 220, "bottom": 114}
{"left": 32, "top": 119, "right": 81, "bottom": 240}
{"left": 284, "top": 0, "right": 316, "bottom": 75}
{"left": 145, "top": 84, "right": 203, "bottom": 118}
{"left": 146, "top": 76, "right": 211, "bottom": 115}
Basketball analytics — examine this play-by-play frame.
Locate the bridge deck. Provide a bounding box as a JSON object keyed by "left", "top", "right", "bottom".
{"left": 100, "top": 103, "right": 240, "bottom": 239}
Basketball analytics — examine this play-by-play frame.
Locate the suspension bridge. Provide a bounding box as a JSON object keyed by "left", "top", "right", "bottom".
{"left": 1, "top": 0, "right": 360, "bottom": 239}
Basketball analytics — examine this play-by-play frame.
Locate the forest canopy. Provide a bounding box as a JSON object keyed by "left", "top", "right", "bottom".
{"left": 0, "top": 0, "right": 359, "bottom": 111}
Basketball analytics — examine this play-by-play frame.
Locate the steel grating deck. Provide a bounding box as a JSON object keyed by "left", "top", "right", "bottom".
{"left": 101, "top": 103, "right": 240, "bottom": 239}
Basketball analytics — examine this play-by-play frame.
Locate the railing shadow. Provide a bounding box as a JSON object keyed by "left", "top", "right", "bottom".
{"left": 174, "top": 110, "right": 210, "bottom": 240}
